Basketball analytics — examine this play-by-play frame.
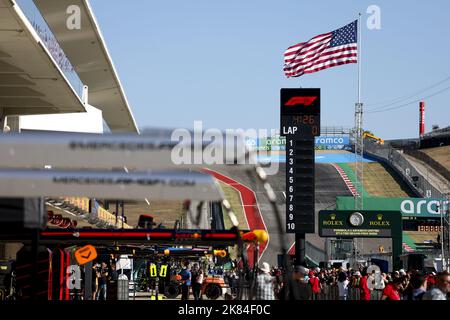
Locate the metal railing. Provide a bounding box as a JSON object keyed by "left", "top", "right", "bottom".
{"left": 278, "top": 284, "right": 387, "bottom": 301}
{"left": 347, "top": 287, "right": 361, "bottom": 300}
{"left": 316, "top": 283, "right": 339, "bottom": 300}
{"left": 320, "top": 126, "right": 352, "bottom": 136}
{"left": 403, "top": 149, "right": 450, "bottom": 183}
{"left": 15, "top": 0, "right": 85, "bottom": 99}
{"left": 311, "top": 284, "right": 381, "bottom": 301}
{"left": 364, "top": 141, "right": 443, "bottom": 199}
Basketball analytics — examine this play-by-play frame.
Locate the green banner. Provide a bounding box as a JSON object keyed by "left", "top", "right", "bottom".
{"left": 336, "top": 197, "right": 449, "bottom": 218}
{"left": 245, "top": 135, "right": 286, "bottom": 151}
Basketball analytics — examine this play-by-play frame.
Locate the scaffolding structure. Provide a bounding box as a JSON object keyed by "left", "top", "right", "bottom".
{"left": 354, "top": 103, "right": 364, "bottom": 211}
{"left": 350, "top": 102, "right": 365, "bottom": 265}
{"left": 442, "top": 194, "right": 450, "bottom": 271}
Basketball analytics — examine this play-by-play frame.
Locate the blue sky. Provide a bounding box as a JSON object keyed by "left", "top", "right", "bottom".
{"left": 90, "top": 0, "right": 450, "bottom": 139}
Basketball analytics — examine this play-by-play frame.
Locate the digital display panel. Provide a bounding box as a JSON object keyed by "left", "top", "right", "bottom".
{"left": 280, "top": 88, "right": 321, "bottom": 137}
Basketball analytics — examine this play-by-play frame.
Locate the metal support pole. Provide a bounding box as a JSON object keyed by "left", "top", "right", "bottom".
{"left": 440, "top": 199, "right": 446, "bottom": 270}
{"left": 84, "top": 261, "right": 93, "bottom": 300}
{"left": 295, "top": 233, "right": 306, "bottom": 266}
{"left": 249, "top": 243, "right": 260, "bottom": 300}
{"left": 115, "top": 201, "right": 119, "bottom": 228}
{"left": 444, "top": 193, "right": 450, "bottom": 271}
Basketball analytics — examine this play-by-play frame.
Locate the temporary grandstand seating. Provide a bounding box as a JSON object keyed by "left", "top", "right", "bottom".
{"left": 421, "top": 146, "right": 450, "bottom": 173}
{"left": 403, "top": 231, "right": 440, "bottom": 253}
{"left": 348, "top": 162, "right": 414, "bottom": 197}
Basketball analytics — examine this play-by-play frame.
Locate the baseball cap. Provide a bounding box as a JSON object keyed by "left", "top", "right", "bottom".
{"left": 294, "top": 266, "right": 309, "bottom": 275}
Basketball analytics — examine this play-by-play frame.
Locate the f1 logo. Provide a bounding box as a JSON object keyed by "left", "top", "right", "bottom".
{"left": 285, "top": 96, "right": 318, "bottom": 107}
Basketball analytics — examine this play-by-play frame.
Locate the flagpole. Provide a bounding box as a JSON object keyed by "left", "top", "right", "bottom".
{"left": 354, "top": 13, "right": 364, "bottom": 211}
{"left": 358, "top": 13, "right": 363, "bottom": 213}
{"left": 359, "top": 11, "right": 364, "bottom": 263}
{"left": 358, "top": 13, "right": 362, "bottom": 105}
{"left": 353, "top": 13, "right": 364, "bottom": 265}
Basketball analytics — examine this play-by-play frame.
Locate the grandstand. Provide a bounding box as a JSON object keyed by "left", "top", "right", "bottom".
{"left": 348, "top": 162, "right": 414, "bottom": 197}
{"left": 420, "top": 126, "right": 450, "bottom": 148}
{"left": 389, "top": 126, "right": 449, "bottom": 257}
{"left": 422, "top": 146, "right": 450, "bottom": 172}
{"left": 403, "top": 231, "right": 441, "bottom": 253}
{"left": 363, "top": 135, "right": 449, "bottom": 259}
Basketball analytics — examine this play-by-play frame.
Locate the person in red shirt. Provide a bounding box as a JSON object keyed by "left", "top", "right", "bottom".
{"left": 309, "top": 271, "right": 321, "bottom": 300}
{"left": 381, "top": 277, "right": 403, "bottom": 300}
{"left": 359, "top": 269, "right": 371, "bottom": 300}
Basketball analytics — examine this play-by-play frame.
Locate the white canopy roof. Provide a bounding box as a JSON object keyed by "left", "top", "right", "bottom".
{"left": 34, "top": 0, "right": 139, "bottom": 133}
{"left": 0, "top": 0, "right": 86, "bottom": 116}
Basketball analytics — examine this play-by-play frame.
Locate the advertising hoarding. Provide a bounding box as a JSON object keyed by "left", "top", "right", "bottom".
{"left": 319, "top": 210, "right": 402, "bottom": 238}
{"left": 336, "top": 197, "right": 449, "bottom": 218}
{"left": 315, "top": 136, "right": 350, "bottom": 150}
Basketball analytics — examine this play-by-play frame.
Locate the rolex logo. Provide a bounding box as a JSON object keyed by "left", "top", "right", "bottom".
{"left": 324, "top": 213, "right": 343, "bottom": 226}
{"left": 370, "top": 214, "right": 390, "bottom": 227}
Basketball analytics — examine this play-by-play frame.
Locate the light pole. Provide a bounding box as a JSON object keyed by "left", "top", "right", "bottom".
{"left": 446, "top": 194, "right": 450, "bottom": 271}
{"left": 439, "top": 199, "right": 446, "bottom": 271}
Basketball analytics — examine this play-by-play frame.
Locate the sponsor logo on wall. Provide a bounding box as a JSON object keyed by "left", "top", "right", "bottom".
{"left": 315, "top": 136, "right": 350, "bottom": 150}
{"left": 246, "top": 135, "right": 351, "bottom": 151}
{"left": 336, "top": 197, "right": 449, "bottom": 218}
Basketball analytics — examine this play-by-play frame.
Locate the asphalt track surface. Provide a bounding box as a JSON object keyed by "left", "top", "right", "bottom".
{"left": 214, "top": 163, "right": 354, "bottom": 267}
{"left": 202, "top": 168, "right": 267, "bottom": 267}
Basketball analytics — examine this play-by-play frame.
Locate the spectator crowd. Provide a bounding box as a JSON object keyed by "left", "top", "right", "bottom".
{"left": 255, "top": 263, "right": 450, "bottom": 301}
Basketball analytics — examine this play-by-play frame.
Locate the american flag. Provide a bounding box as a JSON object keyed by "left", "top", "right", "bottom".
{"left": 284, "top": 20, "right": 358, "bottom": 78}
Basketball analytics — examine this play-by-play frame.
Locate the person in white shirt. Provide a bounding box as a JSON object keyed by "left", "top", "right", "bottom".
{"left": 337, "top": 271, "right": 349, "bottom": 300}
{"left": 423, "top": 271, "right": 450, "bottom": 301}
{"left": 368, "top": 270, "right": 385, "bottom": 300}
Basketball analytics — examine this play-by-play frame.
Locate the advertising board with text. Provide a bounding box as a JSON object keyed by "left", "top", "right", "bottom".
{"left": 336, "top": 197, "right": 449, "bottom": 218}
{"left": 319, "top": 210, "right": 402, "bottom": 238}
